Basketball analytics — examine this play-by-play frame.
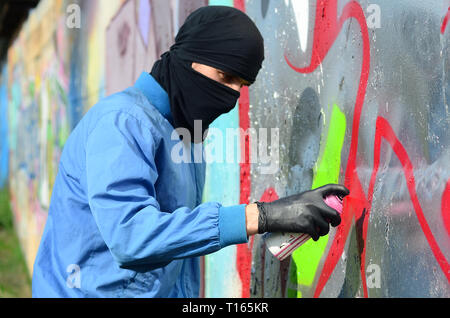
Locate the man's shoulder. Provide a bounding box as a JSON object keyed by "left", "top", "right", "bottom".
{"left": 87, "top": 88, "right": 160, "bottom": 126}
{"left": 89, "top": 87, "right": 142, "bottom": 115}
{"left": 81, "top": 87, "right": 172, "bottom": 143}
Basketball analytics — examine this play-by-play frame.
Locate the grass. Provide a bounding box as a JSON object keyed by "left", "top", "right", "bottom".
{"left": 0, "top": 185, "right": 32, "bottom": 298}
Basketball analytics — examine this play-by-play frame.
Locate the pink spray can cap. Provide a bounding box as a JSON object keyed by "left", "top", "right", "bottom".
{"left": 323, "top": 194, "right": 344, "bottom": 215}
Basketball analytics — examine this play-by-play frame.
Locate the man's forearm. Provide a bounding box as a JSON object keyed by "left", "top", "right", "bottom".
{"left": 245, "top": 203, "right": 259, "bottom": 236}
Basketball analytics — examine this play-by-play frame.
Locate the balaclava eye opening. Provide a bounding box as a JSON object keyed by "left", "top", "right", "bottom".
{"left": 151, "top": 5, "right": 265, "bottom": 143}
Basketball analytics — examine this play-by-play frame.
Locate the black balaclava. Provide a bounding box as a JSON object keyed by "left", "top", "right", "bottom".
{"left": 151, "top": 6, "right": 264, "bottom": 143}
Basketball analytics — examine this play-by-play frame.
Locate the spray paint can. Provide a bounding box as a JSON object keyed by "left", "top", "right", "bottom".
{"left": 263, "top": 194, "right": 344, "bottom": 261}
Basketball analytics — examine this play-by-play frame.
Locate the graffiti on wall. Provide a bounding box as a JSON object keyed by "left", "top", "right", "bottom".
{"left": 246, "top": 0, "right": 450, "bottom": 297}
{"left": 0, "top": 64, "right": 8, "bottom": 188}
{"left": 6, "top": 0, "right": 75, "bottom": 271}
{"left": 104, "top": 0, "right": 207, "bottom": 96}
{"left": 5, "top": 0, "right": 208, "bottom": 274}
{"left": 3, "top": 0, "right": 449, "bottom": 297}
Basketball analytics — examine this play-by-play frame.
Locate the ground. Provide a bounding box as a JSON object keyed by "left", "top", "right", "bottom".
{"left": 0, "top": 185, "right": 31, "bottom": 297}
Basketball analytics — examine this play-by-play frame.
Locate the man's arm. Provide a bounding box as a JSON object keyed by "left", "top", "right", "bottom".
{"left": 85, "top": 111, "right": 248, "bottom": 268}
{"left": 245, "top": 203, "right": 259, "bottom": 236}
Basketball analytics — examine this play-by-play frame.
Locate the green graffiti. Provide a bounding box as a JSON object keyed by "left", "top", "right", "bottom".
{"left": 288, "top": 103, "right": 346, "bottom": 298}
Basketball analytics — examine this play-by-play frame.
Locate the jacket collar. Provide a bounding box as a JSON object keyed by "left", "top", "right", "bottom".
{"left": 134, "top": 72, "right": 173, "bottom": 125}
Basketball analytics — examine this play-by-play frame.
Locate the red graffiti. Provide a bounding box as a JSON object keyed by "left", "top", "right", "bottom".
{"left": 285, "top": 0, "right": 372, "bottom": 298}
{"left": 234, "top": 0, "right": 253, "bottom": 298}
{"left": 285, "top": 0, "right": 450, "bottom": 298}
{"left": 367, "top": 117, "right": 450, "bottom": 282}
{"left": 442, "top": 180, "right": 450, "bottom": 236}
{"left": 236, "top": 235, "right": 254, "bottom": 298}
{"left": 236, "top": 85, "right": 253, "bottom": 298}
{"left": 441, "top": 6, "right": 450, "bottom": 34}
{"left": 259, "top": 187, "right": 279, "bottom": 203}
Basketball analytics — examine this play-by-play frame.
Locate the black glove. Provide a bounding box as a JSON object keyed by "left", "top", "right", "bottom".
{"left": 256, "top": 184, "right": 350, "bottom": 241}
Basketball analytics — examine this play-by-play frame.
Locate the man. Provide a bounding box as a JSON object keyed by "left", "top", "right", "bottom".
{"left": 32, "top": 6, "right": 349, "bottom": 297}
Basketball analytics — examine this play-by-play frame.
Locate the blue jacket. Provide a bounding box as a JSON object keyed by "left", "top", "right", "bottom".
{"left": 32, "top": 72, "right": 248, "bottom": 298}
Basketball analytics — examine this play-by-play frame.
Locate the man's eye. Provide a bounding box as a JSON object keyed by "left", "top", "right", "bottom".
{"left": 219, "top": 71, "right": 246, "bottom": 87}
{"left": 219, "top": 72, "right": 228, "bottom": 80}
{"left": 218, "top": 72, "right": 231, "bottom": 81}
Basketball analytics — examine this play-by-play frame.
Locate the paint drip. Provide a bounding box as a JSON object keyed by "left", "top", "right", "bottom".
{"left": 264, "top": 194, "right": 344, "bottom": 261}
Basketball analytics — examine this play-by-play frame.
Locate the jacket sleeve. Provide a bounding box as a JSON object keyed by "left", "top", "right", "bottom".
{"left": 85, "top": 111, "right": 248, "bottom": 268}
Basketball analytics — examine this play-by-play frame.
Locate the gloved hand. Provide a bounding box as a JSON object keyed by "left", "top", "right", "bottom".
{"left": 255, "top": 184, "right": 350, "bottom": 241}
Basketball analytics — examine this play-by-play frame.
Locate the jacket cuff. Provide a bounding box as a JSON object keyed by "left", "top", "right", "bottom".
{"left": 218, "top": 204, "right": 249, "bottom": 248}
